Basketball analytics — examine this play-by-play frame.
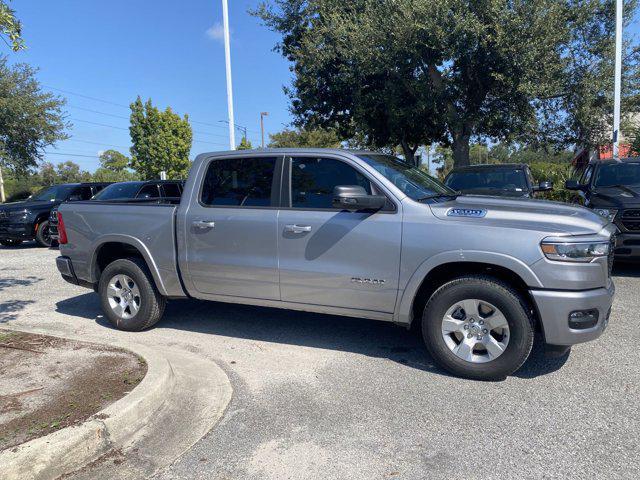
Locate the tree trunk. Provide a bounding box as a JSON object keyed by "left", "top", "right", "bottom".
{"left": 452, "top": 132, "right": 471, "bottom": 167}
{"left": 401, "top": 141, "right": 419, "bottom": 167}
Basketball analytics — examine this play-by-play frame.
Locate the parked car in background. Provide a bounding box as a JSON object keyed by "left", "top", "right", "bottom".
{"left": 56, "top": 149, "right": 615, "bottom": 380}
{"left": 445, "top": 164, "right": 553, "bottom": 198}
{"left": 49, "top": 180, "right": 184, "bottom": 242}
{"left": 566, "top": 157, "right": 640, "bottom": 260}
{"left": 0, "top": 182, "right": 110, "bottom": 247}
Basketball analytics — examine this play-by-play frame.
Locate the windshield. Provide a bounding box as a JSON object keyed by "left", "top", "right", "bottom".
{"left": 30, "top": 185, "right": 77, "bottom": 202}
{"left": 357, "top": 154, "right": 455, "bottom": 200}
{"left": 594, "top": 162, "right": 640, "bottom": 188}
{"left": 445, "top": 168, "right": 527, "bottom": 192}
{"left": 93, "top": 182, "right": 143, "bottom": 200}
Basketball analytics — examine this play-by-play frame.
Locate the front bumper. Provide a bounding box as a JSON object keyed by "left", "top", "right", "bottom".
{"left": 0, "top": 221, "right": 34, "bottom": 241}
{"left": 531, "top": 282, "right": 615, "bottom": 346}
{"left": 612, "top": 232, "right": 640, "bottom": 259}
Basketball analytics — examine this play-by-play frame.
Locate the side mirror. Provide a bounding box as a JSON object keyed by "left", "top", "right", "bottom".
{"left": 534, "top": 180, "right": 553, "bottom": 192}
{"left": 332, "top": 185, "right": 386, "bottom": 211}
{"left": 565, "top": 180, "right": 583, "bottom": 191}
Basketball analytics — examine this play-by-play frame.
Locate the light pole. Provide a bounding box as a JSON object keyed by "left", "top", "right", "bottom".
{"left": 221, "top": 0, "right": 235, "bottom": 150}
{"left": 260, "top": 112, "right": 269, "bottom": 148}
{"left": 613, "top": 0, "right": 623, "bottom": 160}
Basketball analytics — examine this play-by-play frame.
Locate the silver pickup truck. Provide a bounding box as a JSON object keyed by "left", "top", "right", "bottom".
{"left": 55, "top": 149, "right": 616, "bottom": 380}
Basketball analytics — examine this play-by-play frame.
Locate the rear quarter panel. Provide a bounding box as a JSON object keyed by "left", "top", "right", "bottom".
{"left": 57, "top": 202, "right": 184, "bottom": 297}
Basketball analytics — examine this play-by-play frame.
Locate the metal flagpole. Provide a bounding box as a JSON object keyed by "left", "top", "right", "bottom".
{"left": 613, "top": 0, "right": 623, "bottom": 160}
{"left": 222, "top": 0, "right": 236, "bottom": 150}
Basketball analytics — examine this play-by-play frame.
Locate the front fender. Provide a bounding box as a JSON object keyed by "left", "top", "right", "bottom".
{"left": 393, "top": 250, "right": 543, "bottom": 325}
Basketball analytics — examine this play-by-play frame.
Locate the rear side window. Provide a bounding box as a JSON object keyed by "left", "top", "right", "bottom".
{"left": 137, "top": 184, "right": 160, "bottom": 199}
{"left": 290, "top": 157, "right": 371, "bottom": 209}
{"left": 201, "top": 157, "right": 277, "bottom": 207}
{"left": 162, "top": 183, "right": 181, "bottom": 198}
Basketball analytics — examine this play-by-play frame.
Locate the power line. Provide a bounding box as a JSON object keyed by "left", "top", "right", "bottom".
{"left": 45, "top": 152, "right": 99, "bottom": 158}
{"left": 66, "top": 138, "right": 130, "bottom": 149}
{"left": 47, "top": 84, "right": 249, "bottom": 132}
{"left": 68, "top": 105, "right": 130, "bottom": 120}
{"left": 71, "top": 118, "right": 129, "bottom": 131}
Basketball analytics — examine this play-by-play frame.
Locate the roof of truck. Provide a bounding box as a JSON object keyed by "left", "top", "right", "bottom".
{"left": 447, "top": 163, "right": 527, "bottom": 173}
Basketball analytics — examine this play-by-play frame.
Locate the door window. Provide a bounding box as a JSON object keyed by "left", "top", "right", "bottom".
{"left": 201, "top": 157, "right": 277, "bottom": 207}
{"left": 581, "top": 166, "right": 594, "bottom": 186}
{"left": 290, "top": 157, "right": 371, "bottom": 209}
{"left": 137, "top": 184, "right": 160, "bottom": 199}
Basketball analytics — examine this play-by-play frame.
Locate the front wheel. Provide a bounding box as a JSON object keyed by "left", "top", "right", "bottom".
{"left": 35, "top": 220, "right": 52, "bottom": 247}
{"left": 98, "top": 257, "right": 166, "bottom": 331}
{"left": 422, "top": 275, "right": 534, "bottom": 381}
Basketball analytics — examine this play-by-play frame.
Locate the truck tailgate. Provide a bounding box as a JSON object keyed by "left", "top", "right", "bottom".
{"left": 57, "top": 202, "right": 185, "bottom": 297}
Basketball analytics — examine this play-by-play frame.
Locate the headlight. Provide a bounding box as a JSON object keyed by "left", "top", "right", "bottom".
{"left": 541, "top": 240, "right": 610, "bottom": 263}
{"left": 8, "top": 209, "right": 28, "bottom": 217}
{"left": 593, "top": 208, "right": 618, "bottom": 221}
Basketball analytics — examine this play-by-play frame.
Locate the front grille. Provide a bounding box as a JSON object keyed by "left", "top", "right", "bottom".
{"left": 621, "top": 209, "right": 640, "bottom": 231}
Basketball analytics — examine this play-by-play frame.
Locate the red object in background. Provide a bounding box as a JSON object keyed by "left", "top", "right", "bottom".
{"left": 57, "top": 211, "right": 68, "bottom": 244}
{"left": 599, "top": 143, "right": 632, "bottom": 159}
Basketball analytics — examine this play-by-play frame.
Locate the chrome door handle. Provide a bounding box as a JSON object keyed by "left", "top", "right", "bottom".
{"left": 193, "top": 220, "right": 216, "bottom": 229}
{"left": 284, "top": 224, "right": 312, "bottom": 234}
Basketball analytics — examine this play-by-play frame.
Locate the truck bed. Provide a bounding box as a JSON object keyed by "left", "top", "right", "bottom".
{"left": 57, "top": 201, "right": 186, "bottom": 297}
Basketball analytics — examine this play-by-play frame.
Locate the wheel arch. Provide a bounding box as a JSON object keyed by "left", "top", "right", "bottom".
{"left": 395, "top": 252, "right": 543, "bottom": 329}
{"left": 90, "top": 235, "right": 169, "bottom": 296}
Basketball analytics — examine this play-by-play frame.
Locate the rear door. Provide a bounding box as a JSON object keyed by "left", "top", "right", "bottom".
{"left": 277, "top": 154, "right": 402, "bottom": 313}
{"left": 182, "top": 154, "right": 282, "bottom": 300}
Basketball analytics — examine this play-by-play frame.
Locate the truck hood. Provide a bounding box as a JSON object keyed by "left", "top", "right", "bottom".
{"left": 0, "top": 200, "right": 56, "bottom": 212}
{"left": 428, "top": 195, "right": 609, "bottom": 236}
{"left": 589, "top": 185, "right": 640, "bottom": 208}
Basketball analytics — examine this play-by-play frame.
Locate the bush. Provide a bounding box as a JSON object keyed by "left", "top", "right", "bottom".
{"left": 528, "top": 161, "right": 581, "bottom": 203}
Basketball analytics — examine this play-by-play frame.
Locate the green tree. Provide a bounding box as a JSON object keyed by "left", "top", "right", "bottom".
{"left": 99, "top": 149, "right": 130, "bottom": 172}
{"left": 268, "top": 127, "right": 342, "bottom": 148}
{"left": 0, "top": 1, "right": 24, "bottom": 51}
{"left": 129, "top": 97, "right": 192, "bottom": 180}
{"left": 236, "top": 137, "right": 253, "bottom": 150}
{"left": 255, "top": 0, "right": 639, "bottom": 167}
{"left": 91, "top": 167, "right": 138, "bottom": 183}
{"left": 55, "top": 161, "right": 91, "bottom": 183}
{"left": 0, "top": 56, "right": 69, "bottom": 172}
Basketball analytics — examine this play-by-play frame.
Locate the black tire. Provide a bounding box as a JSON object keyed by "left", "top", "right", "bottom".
{"left": 35, "top": 220, "right": 52, "bottom": 247}
{"left": 98, "top": 257, "right": 166, "bottom": 331}
{"left": 0, "top": 239, "right": 23, "bottom": 247}
{"left": 422, "top": 275, "right": 534, "bottom": 381}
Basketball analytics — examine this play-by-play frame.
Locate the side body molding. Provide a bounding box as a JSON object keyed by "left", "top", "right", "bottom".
{"left": 393, "top": 250, "right": 544, "bottom": 326}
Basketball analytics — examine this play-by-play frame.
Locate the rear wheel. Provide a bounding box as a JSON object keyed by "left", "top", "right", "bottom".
{"left": 422, "top": 275, "right": 534, "bottom": 381}
{"left": 98, "top": 257, "right": 166, "bottom": 331}
{"left": 0, "top": 239, "right": 22, "bottom": 247}
{"left": 35, "top": 220, "right": 52, "bottom": 247}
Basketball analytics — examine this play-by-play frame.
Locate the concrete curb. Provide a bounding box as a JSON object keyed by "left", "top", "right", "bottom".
{"left": 0, "top": 330, "right": 174, "bottom": 480}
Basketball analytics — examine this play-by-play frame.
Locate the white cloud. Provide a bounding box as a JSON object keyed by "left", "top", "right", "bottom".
{"left": 206, "top": 22, "right": 230, "bottom": 44}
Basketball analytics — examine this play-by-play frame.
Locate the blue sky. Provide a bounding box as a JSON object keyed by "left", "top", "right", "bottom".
{"left": 5, "top": 1, "right": 640, "bottom": 172}
{"left": 6, "top": 0, "right": 293, "bottom": 171}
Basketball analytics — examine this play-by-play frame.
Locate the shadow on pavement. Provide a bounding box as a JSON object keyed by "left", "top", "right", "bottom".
{"left": 612, "top": 262, "right": 640, "bottom": 278}
{"left": 0, "top": 241, "right": 42, "bottom": 251}
{"left": 0, "top": 299, "right": 37, "bottom": 323}
{"left": 56, "top": 292, "right": 566, "bottom": 381}
{"left": 0, "top": 276, "right": 43, "bottom": 293}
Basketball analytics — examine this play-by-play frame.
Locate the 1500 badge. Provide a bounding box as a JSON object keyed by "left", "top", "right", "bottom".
{"left": 351, "top": 277, "right": 386, "bottom": 285}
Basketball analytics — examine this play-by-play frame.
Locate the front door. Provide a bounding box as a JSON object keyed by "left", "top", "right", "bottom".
{"left": 183, "top": 155, "right": 282, "bottom": 300}
{"left": 278, "top": 155, "right": 402, "bottom": 313}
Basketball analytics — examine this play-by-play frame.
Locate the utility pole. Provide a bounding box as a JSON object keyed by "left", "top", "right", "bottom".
{"left": 260, "top": 112, "right": 269, "bottom": 148}
{"left": 613, "top": 0, "right": 623, "bottom": 160}
{"left": 221, "top": 0, "right": 235, "bottom": 150}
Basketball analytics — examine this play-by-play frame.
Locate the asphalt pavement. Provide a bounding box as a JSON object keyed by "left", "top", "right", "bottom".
{"left": 0, "top": 244, "right": 638, "bottom": 479}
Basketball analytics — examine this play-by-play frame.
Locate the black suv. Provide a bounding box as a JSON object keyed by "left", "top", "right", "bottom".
{"left": 444, "top": 163, "right": 553, "bottom": 198}
{"left": 0, "top": 183, "right": 110, "bottom": 247}
{"left": 49, "top": 180, "right": 184, "bottom": 242}
{"left": 566, "top": 157, "right": 640, "bottom": 260}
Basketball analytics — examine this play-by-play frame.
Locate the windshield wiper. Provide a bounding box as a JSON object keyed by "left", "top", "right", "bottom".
{"left": 417, "top": 193, "right": 458, "bottom": 202}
